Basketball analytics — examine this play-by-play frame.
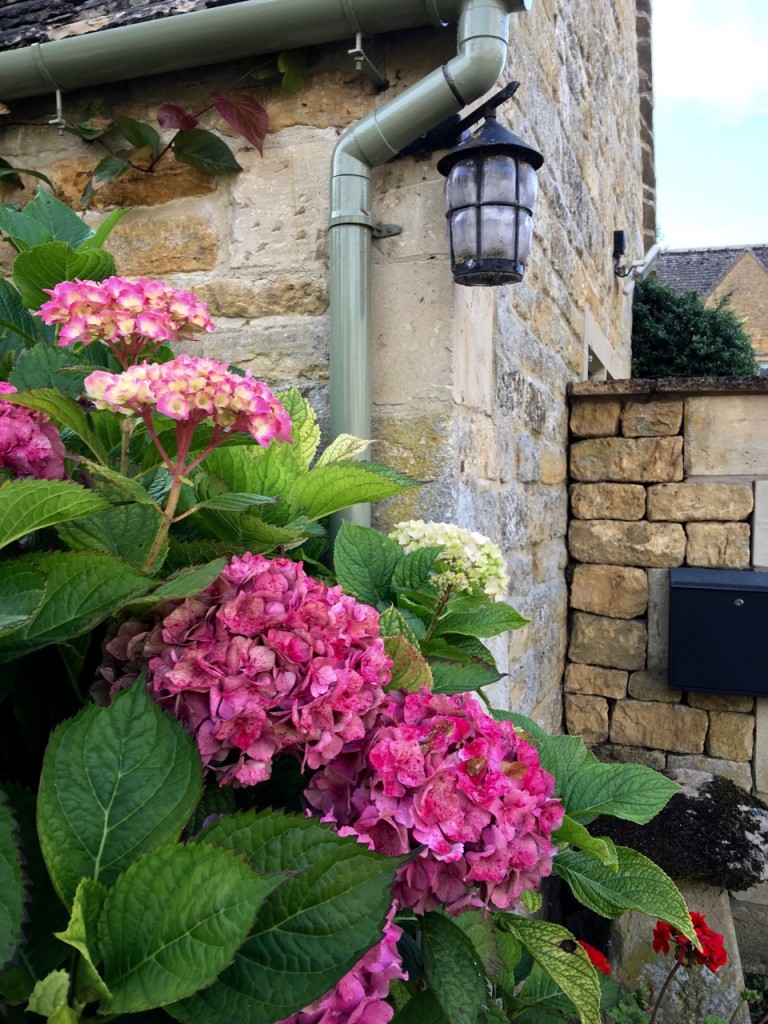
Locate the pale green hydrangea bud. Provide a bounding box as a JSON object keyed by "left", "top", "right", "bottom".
{"left": 388, "top": 519, "right": 509, "bottom": 600}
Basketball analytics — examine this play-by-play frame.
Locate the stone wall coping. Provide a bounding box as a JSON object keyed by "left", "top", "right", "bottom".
{"left": 569, "top": 377, "right": 768, "bottom": 398}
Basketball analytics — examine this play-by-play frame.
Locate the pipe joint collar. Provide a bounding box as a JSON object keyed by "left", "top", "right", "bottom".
{"left": 329, "top": 212, "right": 376, "bottom": 230}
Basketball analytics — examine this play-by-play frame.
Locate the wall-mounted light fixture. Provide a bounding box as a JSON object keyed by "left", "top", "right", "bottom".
{"left": 437, "top": 82, "right": 543, "bottom": 287}
{"left": 613, "top": 228, "right": 662, "bottom": 293}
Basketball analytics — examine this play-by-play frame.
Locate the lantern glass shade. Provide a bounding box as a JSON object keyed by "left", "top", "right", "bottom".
{"left": 443, "top": 151, "right": 539, "bottom": 286}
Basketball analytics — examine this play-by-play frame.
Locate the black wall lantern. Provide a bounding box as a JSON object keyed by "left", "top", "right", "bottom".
{"left": 437, "top": 83, "right": 543, "bottom": 287}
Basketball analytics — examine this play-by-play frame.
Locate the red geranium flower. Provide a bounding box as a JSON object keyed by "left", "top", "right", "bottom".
{"left": 578, "top": 940, "right": 611, "bottom": 976}
{"left": 652, "top": 912, "right": 728, "bottom": 974}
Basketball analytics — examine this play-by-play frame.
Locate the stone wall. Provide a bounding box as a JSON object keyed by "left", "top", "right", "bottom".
{"left": 566, "top": 379, "right": 768, "bottom": 796}
{"left": 0, "top": 1, "right": 649, "bottom": 725}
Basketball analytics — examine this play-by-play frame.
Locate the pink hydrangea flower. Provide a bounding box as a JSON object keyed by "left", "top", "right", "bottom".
{"left": 0, "top": 382, "right": 66, "bottom": 480}
{"left": 84, "top": 354, "right": 292, "bottom": 447}
{"left": 305, "top": 690, "right": 564, "bottom": 915}
{"left": 104, "top": 553, "right": 392, "bottom": 786}
{"left": 278, "top": 905, "right": 406, "bottom": 1024}
{"left": 35, "top": 276, "right": 214, "bottom": 366}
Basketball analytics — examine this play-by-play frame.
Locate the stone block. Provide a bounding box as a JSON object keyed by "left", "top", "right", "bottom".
{"left": 569, "top": 399, "right": 621, "bottom": 438}
{"left": 628, "top": 670, "right": 681, "bottom": 703}
{"left": 753, "top": 480, "right": 768, "bottom": 570}
{"left": 564, "top": 694, "right": 609, "bottom": 744}
{"left": 686, "top": 395, "right": 768, "bottom": 476}
{"left": 611, "top": 700, "right": 708, "bottom": 753}
{"left": 109, "top": 204, "right": 222, "bottom": 275}
{"left": 686, "top": 523, "right": 751, "bottom": 568}
{"left": 569, "top": 612, "right": 646, "bottom": 671}
{"left": 568, "top": 520, "right": 686, "bottom": 568}
{"left": 646, "top": 568, "right": 670, "bottom": 673}
{"left": 592, "top": 743, "right": 666, "bottom": 770}
{"left": 570, "top": 436, "right": 683, "bottom": 483}
{"left": 569, "top": 483, "right": 646, "bottom": 520}
{"left": 647, "top": 482, "right": 753, "bottom": 522}
{"left": 707, "top": 711, "right": 754, "bottom": 761}
{"left": 570, "top": 563, "right": 648, "bottom": 618}
{"left": 196, "top": 276, "right": 327, "bottom": 318}
{"left": 621, "top": 398, "right": 683, "bottom": 437}
{"left": 667, "top": 754, "right": 752, "bottom": 791}
{"left": 756, "top": 701, "right": 768, "bottom": 794}
{"left": 565, "top": 663, "right": 628, "bottom": 699}
{"left": 687, "top": 693, "right": 754, "bottom": 713}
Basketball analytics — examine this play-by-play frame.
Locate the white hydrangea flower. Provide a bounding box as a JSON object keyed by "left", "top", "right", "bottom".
{"left": 388, "top": 519, "right": 509, "bottom": 601}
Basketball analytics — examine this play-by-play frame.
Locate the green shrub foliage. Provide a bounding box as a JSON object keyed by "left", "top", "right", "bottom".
{"left": 631, "top": 277, "right": 759, "bottom": 378}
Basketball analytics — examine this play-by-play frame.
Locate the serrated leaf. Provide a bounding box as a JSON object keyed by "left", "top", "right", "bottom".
{"left": 553, "top": 846, "right": 695, "bottom": 943}
{"left": 130, "top": 558, "right": 226, "bottom": 605}
{"left": 554, "top": 816, "right": 618, "bottom": 868}
{"left": 421, "top": 912, "right": 486, "bottom": 1024}
{"left": 1, "top": 387, "right": 108, "bottom": 463}
{"left": 54, "top": 878, "right": 111, "bottom": 1005}
{"left": 0, "top": 789, "right": 24, "bottom": 971}
{"left": 450, "top": 911, "right": 501, "bottom": 976}
{"left": 172, "top": 129, "right": 242, "bottom": 174}
{"left": 564, "top": 762, "right": 680, "bottom": 825}
{"left": 276, "top": 388, "right": 319, "bottom": 469}
{"left": 0, "top": 278, "right": 48, "bottom": 352}
{"left": 0, "top": 478, "right": 109, "bottom": 551}
{"left": 434, "top": 601, "right": 528, "bottom": 639}
{"left": 429, "top": 657, "right": 501, "bottom": 694}
{"left": 9, "top": 339, "right": 85, "bottom": 394}
{"left": 502, "top": 917, "right": 601, "bottom": 1024}
{"left": 391, "top": 545, "right": 444, "bottom": 591}
{"left": 0, "top": 204, "right": 49, "bottom": 249}
{"left": 55, "top": 501, "right": 167, "bottom": 570}
{"left": 15, "top": 190, "right": 93, "bottom": 248}
{"left": 157, "top": 104, "right": 199, "bottom": 129}
{"left": 194, "top": 490, "right": 276, "bottom": 512}
{"left": 211, "top": 93, "right": 268, "bottom": 154}
{"left": 315, "top": 433, "right": 371, "bottom": 467}
{"left": 287, "top": 462, "right": 419, "bottom": 522}
{"left": 100, "top": 844, "right": 279, "bottom": 1014}
{"left": 78, "top": 459, "right": 156, "bottom": 503}
{"left": 391, "top": 990, "right": 448, "bottom": 1024}
{"left": 171, "top": 810, "right": 401, "bottom": 1024}
{"left": 13, "top": 242, "right": 113, "bottom": 311}
{"left": 334, "top": 522, "right": 402, "bottom": 606}
{"left": 519, "top": 889, "right": 543, "bottom": 913}
{"left": 384, "top": 634, "right": 433, "bottom": 692}
{"left": 117, "top": 117, "right": 161, "bottom": 158}
{"left": 511, "top": 962, "right": 582, "bottom": 1022}
{"left": 37, "top": 681, "right": 202, "bottom": 906}
{"left": 0, "top": 551, "right": 148, "bottom": 662}
{"left": 27, "top": 969, "right": 70, "bottom": 1018}
{"left": 378, "top": 605, "right": 423, "bottom": 644}
{"left": 165, "top": 539, "right": 248, "bottom": 570}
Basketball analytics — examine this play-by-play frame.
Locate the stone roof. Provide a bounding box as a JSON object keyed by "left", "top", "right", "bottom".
{"left": 655, "top": 245, "right": 768, "bottom": 299}
{"left": 0, "top": 0, "right": 244, "bottom": 50}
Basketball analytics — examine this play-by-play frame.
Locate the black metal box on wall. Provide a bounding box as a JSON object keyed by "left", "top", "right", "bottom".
{"left": 668, "top": 567, "right": 768, "bottom": 696}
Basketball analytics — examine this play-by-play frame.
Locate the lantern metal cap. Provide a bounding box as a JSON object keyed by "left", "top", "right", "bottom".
{"left": 436, "top": 81, "right": 544, "bottom": 176}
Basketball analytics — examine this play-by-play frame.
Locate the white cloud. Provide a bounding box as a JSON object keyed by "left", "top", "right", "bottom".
{"left": 653, "top": 0, "right": 768, "bottom": 120}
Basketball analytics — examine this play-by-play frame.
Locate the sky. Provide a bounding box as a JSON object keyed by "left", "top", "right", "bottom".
{"left": 652, "top": 0, "right": 768, "bottom": 249}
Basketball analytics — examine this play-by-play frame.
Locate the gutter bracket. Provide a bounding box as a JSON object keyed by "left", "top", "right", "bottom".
{"left": 48, "top": 88, "right": 66, "bottom": 132}
{"left": 349, "top": 32, "right": 388, "bottom": 91}
{"left": 372, "top": 223, "right": 402, "bottom": 239}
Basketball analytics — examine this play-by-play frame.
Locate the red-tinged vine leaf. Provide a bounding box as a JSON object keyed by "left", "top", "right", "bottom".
{"left": 73, "top": 99, "right": 114, "bottom": 140}
{"left": 156, "top": 104, "right": 199, "bottom": 130}
{"left": 211, "top": 92, "right": 268, "bottom": 154}
{"left": 172, "top": 129, "right": 242, "bottom": 175}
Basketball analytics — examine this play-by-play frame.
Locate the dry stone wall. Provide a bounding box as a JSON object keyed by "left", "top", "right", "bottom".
{"left": 566, "top": 379, "right": 768, "bottom": 796}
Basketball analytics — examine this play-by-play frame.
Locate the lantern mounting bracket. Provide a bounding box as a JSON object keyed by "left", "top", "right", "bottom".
{"left": 456, "top": 81, "right": 521, "bottom": 134}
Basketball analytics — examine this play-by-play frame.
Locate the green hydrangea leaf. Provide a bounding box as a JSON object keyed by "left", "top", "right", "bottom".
{"left": 383, "top": 633, "right": 433, "bottom": 692}
{"left": 553, "top": 846, "right": 695, "bottom": 944}
{"left": 0, "top": 552, "right": 148, "bottom": 662}
{"left": 56, "top": 502, "right": 168, "bottom": 570}
{"left": 0, "top": 479, "right": 107, "bottom": 552}
{"left": 421, "top": 911, "right": 487, "bottom": 1024}
{"left": 0, "top": 563, "right": 46, "bottom": 636}
{"left": 333, "top": 522, "right": 403, "bottom": 606}
{"left": 0, "top": 789, "right": 25, "bottom": 972}
{"left": 554, "top": 816, "right": 619, "bottom": 868}
{"left": 314, "top": 433, "right": 370, "bottom": 467}
{"left": 170, "top": 810, "right": 402, "bottom": 1024}
{"left": 391, "top": 545, "right": 444, "bottom": 591}
{"left": 563, "top": 762, "right": 681, "bottom": 825}
{"left": 501, "top": 916, "right": 601, "bottom": 1024}
{"left": 9, "top": 338, "right": 85, "bottom": 393}
{"left": 54, "top": 878, "right": 110, "bottom": 1006}
{"left": 433, "top": 602, "right": 528, "bottom": 639}
{"left": 27, "top": 969, "right": 71, "bottom": 1019}
{"left": 276, "top": 388, "right": 320, "bottom": 470}
{"left": 0, "top": 279, "right": 48, "bottom": 350}
{"left": 378, "top": 605, "right": 424, "bottom": 644}
{"left": 13, "top": 241, "right": 114, "bottom": 311}
{"left": 391, "top": 990, "right": 448, "bottom": 1024}
{"left": 99, "top": 844, "right": 280, "bottom": 1014}
{"left": 429, "top": 656, "right": 501, "bottom": 694}
{"left": 0, "top": 388, "right": 108, "bottom": 464}
{"left": 287, "top": 461, "right": 420, "bottom": 523}
{"left": 37, "top": 681, "right": 202, "bottom": 906}
{"left": 11, "top": 190, "right": 92, "bottom": 248}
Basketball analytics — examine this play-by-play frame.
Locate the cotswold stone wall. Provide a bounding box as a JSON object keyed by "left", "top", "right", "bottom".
{"left": 566, "top": 379, "right": 768, "bottom": 795}
{"left": 0, "top": 1, "right": 648, "bottom": 725}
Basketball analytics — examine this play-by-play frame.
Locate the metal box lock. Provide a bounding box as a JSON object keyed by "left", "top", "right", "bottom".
{"left": 668, "top": 567, "right": 768, "bottom": 696}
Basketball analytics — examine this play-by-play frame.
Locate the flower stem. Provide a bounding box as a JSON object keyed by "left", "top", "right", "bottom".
{"left": 424, "top": 590, "right": 452, "bottom": 643}
{"left": 119, "top": 416, "right": 134, "bottom": 476}
{"left": 649, "top": 961, "right": 682, "bottom": 1024}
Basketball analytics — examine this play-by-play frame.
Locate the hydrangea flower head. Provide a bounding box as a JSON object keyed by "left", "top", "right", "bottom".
{"left": 104, "top": 552, "right": 392, "bottom": 786}
{"left": 0, "top": 382, "right": 66, "bottom": 480}
{"left": 84, "top": 354, "right": 292, "bottom": 446}
{"left": 305, "top": 688, "right": 563, "bottom": 914}
{"left": 278, "top": 904, "right": 405, "bottom": 1024}
{"left": 652, "top": 913, "right": 728, "bottom": 973}
{"left": 35, "top": 276, "right": 214, "bottom": 365}
{"left": 388, "top": 520, "right": 509, "bottom": 600}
